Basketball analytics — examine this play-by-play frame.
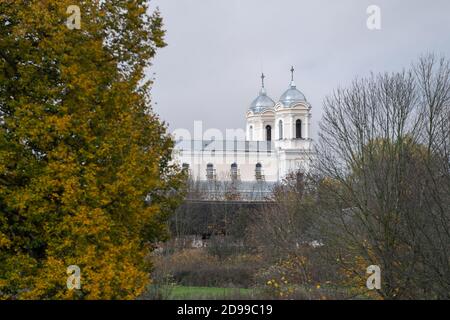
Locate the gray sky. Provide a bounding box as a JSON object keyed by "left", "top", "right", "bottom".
{"left": 149, "top": 0, "right": 450, "bottom": 139}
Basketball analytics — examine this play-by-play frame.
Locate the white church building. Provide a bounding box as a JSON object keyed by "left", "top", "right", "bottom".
{"left": 173, "top": 67, "right": 314, "bottom": 199}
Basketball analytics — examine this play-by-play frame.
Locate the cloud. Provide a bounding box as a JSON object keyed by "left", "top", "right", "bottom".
{"left": 149, "top": 0, "right": 450, "bottom": 139}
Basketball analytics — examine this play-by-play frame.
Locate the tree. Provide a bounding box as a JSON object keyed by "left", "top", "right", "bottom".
{"left": 0, "top": 0, "right": 184, "bottom": 299}
{"left": 314, "top": 55, "right": 450, "bottom": 299}
{"left": 250, "top": 172, "right": 317, "bottom": 258}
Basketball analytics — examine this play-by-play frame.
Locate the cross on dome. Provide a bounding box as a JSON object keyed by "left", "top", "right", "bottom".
{"left": 279, "top": 65, "right": 307, "bottom": 106}
{"left": 249, "top": 73, "right": 275, "bottom": 113}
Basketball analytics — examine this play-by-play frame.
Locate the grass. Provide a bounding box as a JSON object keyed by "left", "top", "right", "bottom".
{"left": 143, "top": 284, "right": 358, "bottom": 300}
{"left": 169, "top": 286, "right": 257, "bottom": 300}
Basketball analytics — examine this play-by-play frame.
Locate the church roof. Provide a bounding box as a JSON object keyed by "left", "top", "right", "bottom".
{"left": 249, "top": 73, "right": 275, "bottom": 113}
{"left": 249, "top": 87, "right": 275, "bottom": 113}
{"left": 175, "top": 139, "right": 274, "bottom": 153}
{"left": 279, "top": 66, "right": 307, "bottom": 107}
{"left": 279, "top": 82, "right": 307, "bottom": 106}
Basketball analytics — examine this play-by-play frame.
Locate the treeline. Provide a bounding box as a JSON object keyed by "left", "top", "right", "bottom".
{"left": 252, "top": 54, "right": 450, "bottom": 299}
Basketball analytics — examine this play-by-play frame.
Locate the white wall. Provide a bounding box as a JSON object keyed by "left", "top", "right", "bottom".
{"left": 176, "top": 149, "right": 279, "bottom": 182}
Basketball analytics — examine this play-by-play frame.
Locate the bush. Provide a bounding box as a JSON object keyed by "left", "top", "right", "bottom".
{"left": 206, "top": 236, "right": 248, "bottom": 259}
{"left": 153, "top": 249, "right": 264, "bottom": 288}
{"left": 254, "top": 252, "right": 358, "bottom": 300}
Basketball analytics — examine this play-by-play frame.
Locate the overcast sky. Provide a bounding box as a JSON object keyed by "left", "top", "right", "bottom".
{"left": 148, "top": 0, "right": 450, "bottom": 139}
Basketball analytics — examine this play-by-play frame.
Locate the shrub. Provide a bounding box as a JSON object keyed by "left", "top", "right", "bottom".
{"left": 153, "top": 249, "right": 264, "bottom": 288}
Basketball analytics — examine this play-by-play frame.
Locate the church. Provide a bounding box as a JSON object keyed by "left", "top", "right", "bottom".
{"left": 174, "top": 67, "right": 314, "bottom": 199}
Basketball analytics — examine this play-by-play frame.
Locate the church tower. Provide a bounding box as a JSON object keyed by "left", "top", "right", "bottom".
{"left": 246, "top": 67, "right": 312, "bottom": 145}
{"left": 273, "top": 66, "right": 313, "bottom": 176}
{"left": 246, "top": 73, "right": 275, "bottom": 141}
{"left": 274, "top": 66, "right": 311, "bottom": 141}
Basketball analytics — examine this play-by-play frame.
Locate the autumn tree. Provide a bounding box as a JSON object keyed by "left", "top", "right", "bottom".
{"left": 314, "top": 55, "right": 450, "bottom": 299}
{"left": 0, "top": 0, "right": 184, "bottom": 299}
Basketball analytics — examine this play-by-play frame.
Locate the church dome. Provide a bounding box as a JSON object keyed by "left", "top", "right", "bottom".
{"left": 250, "top": 87, "right": 275, "bottom": 113}
{"left": 279, "top": 66, "right": 307, "bottom": 107}
{"left": 249, "top": 73, "right": 275, "bottom": 113}
{"left": 279, "top": 82, "right": 307, "bottom": 106}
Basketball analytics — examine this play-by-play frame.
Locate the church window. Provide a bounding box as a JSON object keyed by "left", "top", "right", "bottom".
{"left": 296, "top": 119, "right": 302, "bottom": 139}
{"left": 231, "top": 163, "right": 238, "bottom": 180}
{"left": 278, "top": 120, "right": 283, "bottom": 140}
{"left": 266, "top": 125, "right": 272, "bottom": 141}
{"left": 255, "top": 163, "right": 263, "bottom": 181}
{"left": 206, "top": 163, "right": 215, "bottom": 180}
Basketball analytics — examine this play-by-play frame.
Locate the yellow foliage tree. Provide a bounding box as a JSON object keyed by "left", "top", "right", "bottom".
{"left": 0, "top": 0, "right": 184, "bottom": 299}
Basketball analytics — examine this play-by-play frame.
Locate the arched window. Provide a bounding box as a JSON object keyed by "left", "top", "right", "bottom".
{"left": 206, "top": 163, "right": 215, "bottom": 180}
{"left": 231, "top": 163, "right": 238, "bottom": 180}
{"left": 265, "top": 125, "right": 272, "bottom": 141}
{"left": 278, "top": 120, "right": 283, "bottom": 140}
{"left": 296, "top": 119, "right": 302, "bottom": 139}
{"left": 249, "top": 125, "right": 253, "bottom": 141}
{"left": 255, "top": 163, "right": 263, "bottom": 181}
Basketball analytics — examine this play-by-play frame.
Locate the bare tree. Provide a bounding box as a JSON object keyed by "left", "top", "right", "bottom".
{"left": 249, "top": 172, "right": 317, "bottom": 257}
{"left": 314, "top": 54, "right": 450, "bottom": 299}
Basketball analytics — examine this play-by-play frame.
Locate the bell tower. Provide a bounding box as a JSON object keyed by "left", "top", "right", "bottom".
{"left": 246, "top": 73, "right": 275, "bottom": 141}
